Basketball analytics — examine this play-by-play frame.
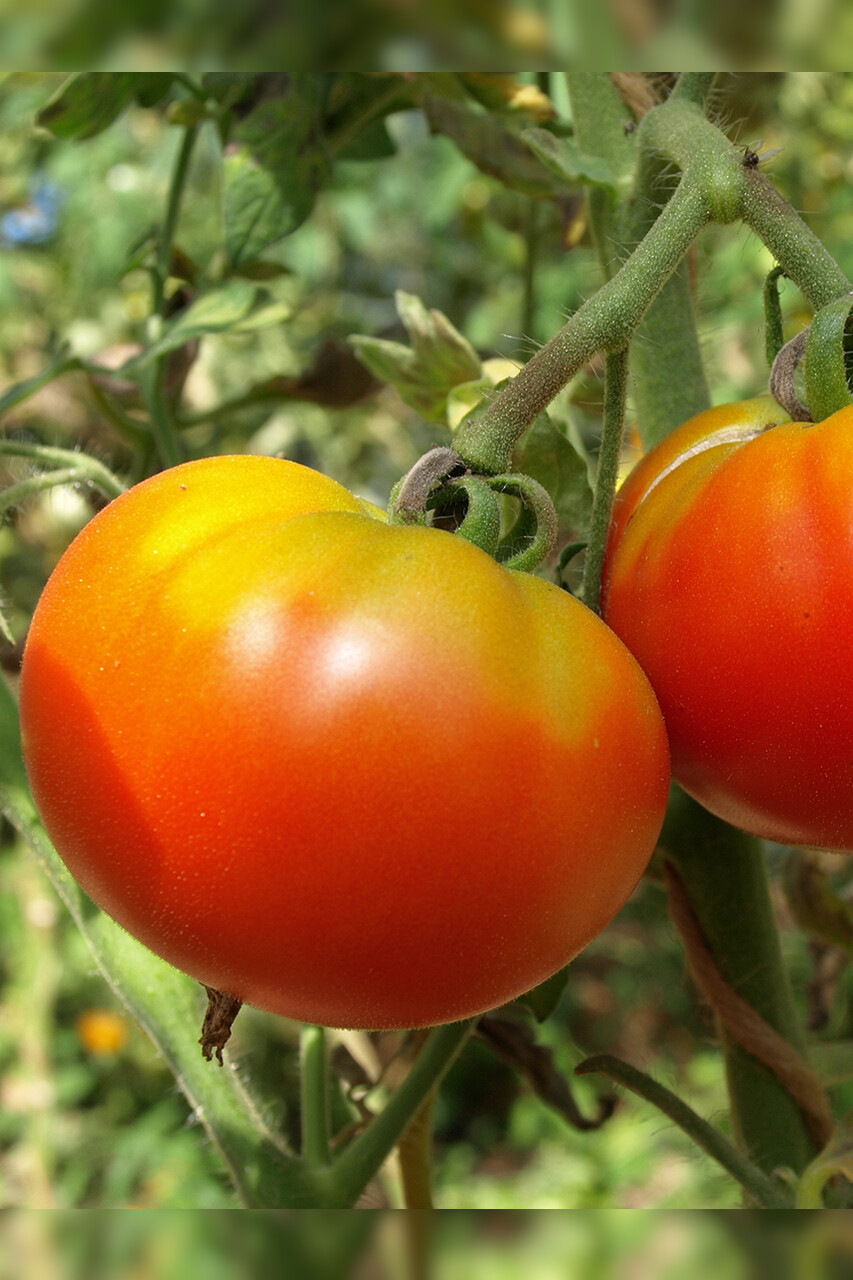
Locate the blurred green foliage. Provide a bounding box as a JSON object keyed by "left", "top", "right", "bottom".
{"left": 1, "top": 72, "right": 853, "bottom": 1214}
{"left": 1, "top": 1207, "right": 851, "bottom": 1279}
{"left": 2, "top": 0, "right": 853, "bottom": 72}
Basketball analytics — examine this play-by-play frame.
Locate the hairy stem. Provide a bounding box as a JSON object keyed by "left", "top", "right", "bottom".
{"left": 576, "top": 1054, "right": 792, "bottom": 1208}
{"left": 741, "top": 168, "right": 852, "bottom": 307}
{"left": 669, "top": 73, "right": 719, "bottom": 108}
{"left": 453, "top": 177, "right": 710, "bottom": 473}
{"left": 582, "top": 348, "right": 628, "bottom": 613}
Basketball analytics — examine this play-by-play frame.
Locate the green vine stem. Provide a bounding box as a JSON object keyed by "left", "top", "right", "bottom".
{"left": 141, "top": 124, "right": 199, "bottom": 470}
{"left": 763, "top": 266, "right": 789, "bottom": 367}
{"left": 582, "top": 347, "right": 628, "bottom": 614}
{"left": 804, "top": 293, "right": 853, "bottom": 419}
{"left": 575, "top": 1054, "right": 792, "bottom": 1208}
{"left": 453, "top": 175, "right": 710, "bottom": 474}
{"left": 668, "top": 73, "right": 719, "bottom": 109}
{"left": 741, "top": 168, "right": 852, "bottom": 308}
{"left": 659, "top": 789, "right": 821, "bottom": 1176}
{"left": 317, "top": 1019, "right": 475, "bottom": 1208}
{"left": 568, "top": 75, "right": 711, "bottom": 448}
{"left": 0, "top": 440, "right": 125, "bottom": 501}
{"left": 564, "top": 73, "right": 635, "bottom": 276}
{"left": 396, "top": 1029, "right": 439, "bottom": 1210}
{"left": 300, "top": 1025, "right": 332, "bottom": 1168}
{"left": 456, "top": 87, "right": 853, "bottom": 479}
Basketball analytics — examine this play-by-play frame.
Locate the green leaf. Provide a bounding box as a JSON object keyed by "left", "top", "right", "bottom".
{"left": 224, "top": 74, "right": 332, "bottom": 267}
{"left": 349, "top": 291, "right": 482, "bottom": 424}
{"left": 520, "top": 126, "right": 618, "bottom": 190}
{"left": 421, "top": 94, "right": 575, "bottom": 200}
{"left": 512, "top": 411, "right": 594, "bottom": 537}
{"left": 517, "top": 967, "right": 568, "bottom": 1021}
{"left": 122, "top": 283, "right": 292, "bottom": 370}
{"left": 446, "top": 378, "right": 494, "bottom": 431}
{"left": 337, "top": 119, "right": 396, "bottom": 161}
{"left": 325, "top": 73, "right": 414, "bottom": 160}
{"left": 37, "top": 73, "right": 174, "bottom": 139}
{"left": 0, "top": 676, "right": 317, "bottom": 1208}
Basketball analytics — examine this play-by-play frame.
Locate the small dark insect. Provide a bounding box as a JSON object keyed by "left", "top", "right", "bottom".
{"left": 742, "top": 141, "right": 782, "bottom": 169}
{"left": 624, "top": 120, "right": 637, "bottom": 135}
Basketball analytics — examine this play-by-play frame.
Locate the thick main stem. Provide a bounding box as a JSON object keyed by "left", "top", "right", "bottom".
{"left": 660, "top": 790, "right": 818, "bottom": 1177}
{"left": 582, "top": 348, "right": 628, "bottom": 614}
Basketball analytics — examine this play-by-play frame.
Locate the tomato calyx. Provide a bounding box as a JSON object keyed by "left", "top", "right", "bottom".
{"left": 391, "top": 446, "right": 558, "bottom": 572}
{"left": 200, "top": 986, "right": 243, "bottom": 1065}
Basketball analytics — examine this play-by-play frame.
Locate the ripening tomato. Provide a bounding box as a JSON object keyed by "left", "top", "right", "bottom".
{"left": 20, "top": 454, "right": 669, "bottom": 1029}
{"left": 601, "top": 395, "right": 853, "bottom": 852}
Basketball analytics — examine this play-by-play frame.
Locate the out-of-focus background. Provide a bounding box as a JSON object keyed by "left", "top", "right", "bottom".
{"left": 1, "top": 1206, "right": 852, "bottom": 1280}
{"left": 2, "top": 0, "right": 853, "bottom": 73}
{"left": 0, "top": 71, "right": 852, "bottom": 1222}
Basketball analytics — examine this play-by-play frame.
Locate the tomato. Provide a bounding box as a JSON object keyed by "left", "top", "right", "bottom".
{"left": 20, "top": 454, "right": 669, "bottom": 1029}
{"left": 601, "top": 395, "right": 853, "bottom": 852}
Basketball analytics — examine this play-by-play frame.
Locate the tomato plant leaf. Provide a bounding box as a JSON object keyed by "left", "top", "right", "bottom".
{"left": 324, "top": 73, "right": 415, "bottom": 160}
{"left": 520, "top": 126, "right": 618, "bottom": 190}
{"left": 224, "top": 74, "right": 332, "bottom": 267}
{"left": 123, "top": 282, "right": 293, "bottom": 369}
{"left": 421, "top": 93, "right": 576, "bottom": 200}
{"left": 516, "top": 967, "right": 569, "bottom": 1021}
{"left": 336, "top": 119, "right": 396, "bottom": 161}
{"left": 349, "top": 291, "right": 482, "bottom": 424}
{"left": 37, "top": 73, "right": 175, "bottom": 139}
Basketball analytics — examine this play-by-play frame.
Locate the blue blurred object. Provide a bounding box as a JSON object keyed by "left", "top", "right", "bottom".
{"left": 1, "top": 176, "right": 62, "bottom": 247}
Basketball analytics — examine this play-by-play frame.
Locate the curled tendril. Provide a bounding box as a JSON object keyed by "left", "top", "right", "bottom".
{"left": 391, "top": 447, "right": 466, "bottom": 524}
{"left": 769, "top": 328, "right": 811, "bottom": 421}
{"left": 390, "top": 447, "right": 558, "bottom": 573}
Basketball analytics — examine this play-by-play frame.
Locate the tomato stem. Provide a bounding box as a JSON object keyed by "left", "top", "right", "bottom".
{"left": 660, "top": 789, "right": 822, "bottom": 1177}
{"left": 153, "top": 125, "right": 198, "bottom": 322}
{"left": 453, "top": 176, "right": 710, "bottom": 475}
{"left": 582, "top": 347, "right": 628, "bottom": 614}
{"left": 575, "top": 1053, "right": 793, "bottom": 1208}
{"left": 300, "top": 1024, "right": 332, "bottom": 1168}
{"left": 141, "top": 124, "right": 199, "bottom": 471}
{"left": 667, "top": 73, "right": 719, "bottom": 109}
{"left": 741, "top": 167, "right": 852, "bottom": 310}
{"left": 320, "top": 1019, "right": 475, "bottom": 1208}
{"left": 763, "top": 266, "right": 789, "bottom": 368}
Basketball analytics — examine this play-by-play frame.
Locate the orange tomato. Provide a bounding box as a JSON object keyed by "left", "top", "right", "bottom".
{"left": 21, "top": 454, "right": 669, "bottom": 1028}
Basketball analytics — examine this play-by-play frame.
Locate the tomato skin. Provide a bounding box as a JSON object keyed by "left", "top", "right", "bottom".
{"left": 602, "top": 396, "right": 853, "bottom": 852}
{"left": 20, "top": 454, "right": 669, "bottom": 1029}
